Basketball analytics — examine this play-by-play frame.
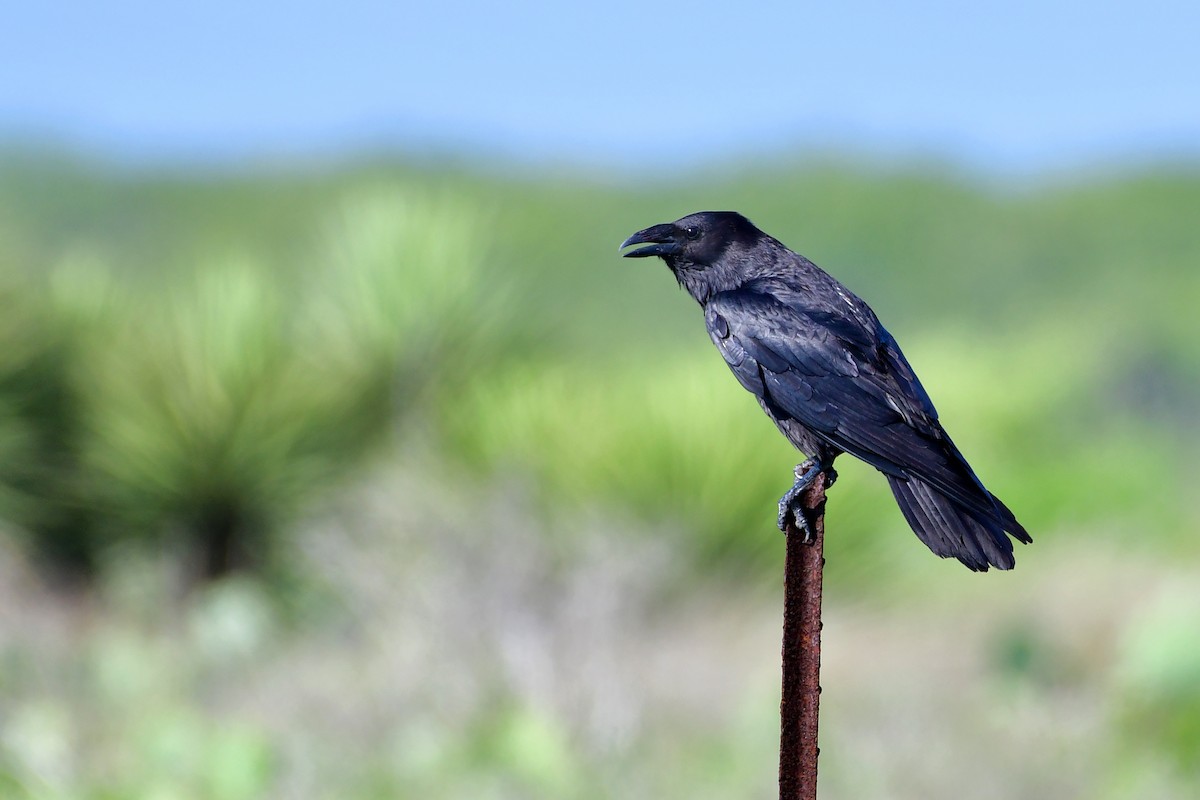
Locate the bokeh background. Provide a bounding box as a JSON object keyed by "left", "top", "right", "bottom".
{"left": 2, "top": 2, "right": 1199, "bottom": 798}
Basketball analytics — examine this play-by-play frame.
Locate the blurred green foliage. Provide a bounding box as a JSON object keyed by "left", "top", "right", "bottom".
{"left": 1, "top": 178, "right": 501, "bottom": 579}
{"left": 0, "top": 270, "right": 92, "bottom": 569}
{"left": 1, "top": 149, "right": 1198, "bottom": 797}
{"left": 0, "top": 573, "right": 278, "bottom": 799}
{"left": 0, "top": 152, "right": 1197, "bottom": 580}
{"left": 1116, "top": 584, "right": 1200, "bottom": 776}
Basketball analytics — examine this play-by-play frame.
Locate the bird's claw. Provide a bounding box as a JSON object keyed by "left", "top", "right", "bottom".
{"left": 776, "top": 460, "right": 837, "bottom": 543}
{"left": 778, "top": 501, "right": 817, "bottom": 543}
{"left": 777, "top": 481, "right": 812, "bottom": 540}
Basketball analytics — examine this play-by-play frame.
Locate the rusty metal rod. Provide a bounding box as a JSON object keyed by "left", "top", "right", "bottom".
{"left": 779, "top": 472, "right": 828, "bottom": 800}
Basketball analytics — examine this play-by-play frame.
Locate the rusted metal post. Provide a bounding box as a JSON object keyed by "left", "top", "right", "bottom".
{"left": 779, "top": 472, "right": 828, "bottom": 800}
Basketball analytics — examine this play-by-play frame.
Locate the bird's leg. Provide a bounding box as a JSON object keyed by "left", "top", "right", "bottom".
{"left": 777, "top": 460, "right": 838, "bottom": 542}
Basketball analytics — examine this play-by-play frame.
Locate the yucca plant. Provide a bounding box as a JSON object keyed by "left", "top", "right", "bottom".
{"left": 312, "top": 186, "right": 505, "bottom": 413}
{"left": 67, "top": 187, "right": 493, "bottom": 581}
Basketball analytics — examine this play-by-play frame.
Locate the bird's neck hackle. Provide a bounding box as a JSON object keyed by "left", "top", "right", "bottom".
{"left": 670, "top": 237, "right": 793, "bottom": 305}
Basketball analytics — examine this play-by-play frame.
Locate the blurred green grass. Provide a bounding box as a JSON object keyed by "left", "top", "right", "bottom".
{"left": 0, "top": 149, "right": 1198, "bottom": 797}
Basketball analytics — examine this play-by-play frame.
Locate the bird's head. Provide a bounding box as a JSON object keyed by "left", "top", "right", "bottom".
{"left": 620, "top": 211, "right": 762, "bottom": 266}
{"left": 620, "top": 211, "right": 768, "bottom": 302}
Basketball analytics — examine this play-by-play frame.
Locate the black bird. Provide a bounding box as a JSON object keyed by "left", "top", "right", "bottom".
{"left": 620, "top": 211, "right": 1031, "bottom": 571}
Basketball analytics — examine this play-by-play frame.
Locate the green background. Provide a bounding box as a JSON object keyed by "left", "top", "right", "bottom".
{"left": 0, "top": 150, "right": 1197, "bottom": 798}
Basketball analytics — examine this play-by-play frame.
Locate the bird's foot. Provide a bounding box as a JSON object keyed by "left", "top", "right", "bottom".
{"left": 777, "top": 461, "right": 837, "bottom": 542}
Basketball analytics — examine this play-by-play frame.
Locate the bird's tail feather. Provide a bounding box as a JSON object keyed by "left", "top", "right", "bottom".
{"left": 887, "top": 475, "right": 1029, "bottom": 571}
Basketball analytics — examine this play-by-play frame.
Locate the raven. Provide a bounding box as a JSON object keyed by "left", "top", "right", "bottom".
{"left": 621, "top": 211, "right": 1031, "bottom": 571}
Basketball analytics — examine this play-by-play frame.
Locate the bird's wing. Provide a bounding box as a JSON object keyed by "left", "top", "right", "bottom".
{"left": 705, "top": 289, "right": 995, "bottom": 516}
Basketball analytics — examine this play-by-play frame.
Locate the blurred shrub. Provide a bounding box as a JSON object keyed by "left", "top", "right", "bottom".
{"left": 0, "top": 270, "right": 94, "bottom": 573}
{"left": 316, "top": 187, "right": 497, "bottom": 380}
{"left": 0, "top": 187, "right": 495, "bottom": 581}
{"left": 80, "top": 257, "right": 314, "bottom": 575}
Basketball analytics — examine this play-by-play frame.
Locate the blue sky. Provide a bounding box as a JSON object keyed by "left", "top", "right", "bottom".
{"left": 4, "top": 0, "right": 1197, "bottom": 173}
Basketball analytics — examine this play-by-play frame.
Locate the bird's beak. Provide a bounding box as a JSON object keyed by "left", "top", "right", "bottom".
{"left": 620, "top": 223, "right": 682, "bottom": 258}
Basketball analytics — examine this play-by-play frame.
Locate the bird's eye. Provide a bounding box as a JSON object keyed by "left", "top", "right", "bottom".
{"left": 684, "top": 225, "right": 701, "bottom": 240}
